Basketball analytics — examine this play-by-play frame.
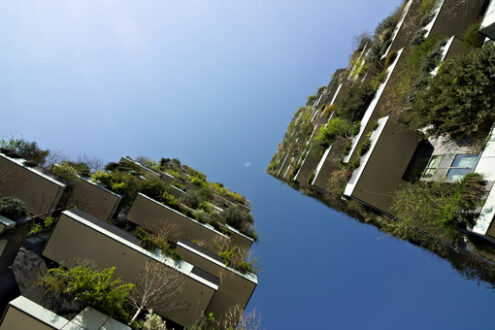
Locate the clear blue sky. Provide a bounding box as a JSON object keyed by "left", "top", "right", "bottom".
{"left": 1, "top": 1, "right": 494, "bottom": 329}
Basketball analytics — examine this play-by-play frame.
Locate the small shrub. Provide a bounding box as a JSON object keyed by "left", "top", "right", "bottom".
{"left": 223, "top": 205, "right": 252, "bottom": 231}
{"left": 314, "top": 117, "right": 352, "bottom": 148}
{"left": 336, "top": 82, "right": 375, "bottom": 122}
{"left": 142, "top": 310, "right": 167, "bottom": 330}
{"left": 29, "top": 223, "right": 43, "bottom": 235}
{"left": 463, "top": 21, "right": 484, "bottom": 48}
{"left": 357, "top": 137, "right": 371, "bottom": 157}
{"left": 162, "top": 191, "right": 179, "bottom": 209}
{"left": 197, "top": 201, "right": 212, "bottom": 213}
{"left": 0, "top": 197, "right": 28, "bottom": 219}
{"left": 62, "top": 161, "right": 91, "bottom": 177}
{"left": 92, "top": 171, "right": 140, "bottom": 204}
{"left": 180, "top": 191, "right": 201, "bottom": 209}
{"left": 38, "top": 265, "right": 134, "bottom": 322}
{"left": 138, "top": 177, "right": 166, "bottom": 201}
{"left": 52, "top": 164, "right": 80, "bottom": 183}
{"left": 306, "top": 94, "right": 317, "bottom": 105}
{"left": 193, "top": 209, "right": 210, "bottom": 224}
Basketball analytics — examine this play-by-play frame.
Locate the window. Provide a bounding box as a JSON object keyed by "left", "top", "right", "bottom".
{"left": 446, "top": 154, "right": 478, "bottom": 181}
{"left": 422, "top": 155, "right": 443, "bottom": 178}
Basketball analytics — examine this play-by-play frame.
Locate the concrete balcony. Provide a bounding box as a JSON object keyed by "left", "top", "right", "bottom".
{"left": 381, "top": 0, "right": 417, "bottom": 59}
{"left": 119, "top": 156, "right": 161, "bottom": 179}
{"left": 52, "top": 165, "right": 122, "bottom": 221}
{"left": 293, "top": 147, "right": 321, "bottom": 186}
{"left": 343, "top": 48, "right": 404, "bottom": 164}
{"left": 0, "top": 296, "right": 131, "bottom": 330}
{"left": 220, "top": 224, "right": 254, "bottom": 251}
{"left": 42, "top": 210, "right": 219, "bottom": 327}
{"left": 344, "top": 117, "right": 420, "bottom": 216}
{"left": 0, "top": 154, "right": 66, "bottom": 217}
{"left": 424, "top": 0, "right": 486, "bottom": 39}
{"left": 176, "top": 239, "right": 257, "bottom": 322}
{"left": 127, "top": 193, "right": 230, "bottom": 253}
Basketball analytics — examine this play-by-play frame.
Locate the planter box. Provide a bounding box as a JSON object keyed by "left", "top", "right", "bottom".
{"left": 176, "top": 239, "right": 257, "bottom": 322}
{"left": 42, "top": 210, "right": 218, "bottom": 327}
{"left": 69, "top": 177, "right": 121, "bottom": 221}
{"left": 344, "top": 117, "right": 420, "bottom": 216}
{"left": 52, "top": 166, "right": 122, "bottom": 221}
{"left": 0, "top": 154, "right": 66, "bottom": 217}
{"left": 127, "top": 194, "right": 230, "bottom": 253}
{"left": 0, "top": 296, "right": 131, "bottom": 330}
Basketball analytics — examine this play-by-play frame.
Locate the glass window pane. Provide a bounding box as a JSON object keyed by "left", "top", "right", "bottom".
{"left": 447, "top": 168, "right": 472, "bottom": 181}
{"left": 423, "top": 168, "right": 437, "bottom": 178}
{"left": 451, "top": 154, "right": 478, "bottom": 168}
{"left": 427, "top": 155, "right": 442, "bottom": 168}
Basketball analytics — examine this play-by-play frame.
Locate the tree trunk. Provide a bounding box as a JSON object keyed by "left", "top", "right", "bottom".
{"left": 129, "top": 306, "right": 143, "bottom": 325}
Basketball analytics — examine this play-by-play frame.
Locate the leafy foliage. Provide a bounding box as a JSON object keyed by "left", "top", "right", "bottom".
{"left": 218, "top": 245, "right": 256, "bottom": 274}
{"left": 391, "top": 173, "right": 486, "bottom": 244}
{"left": 314, "top": 117, "right": 352, "bottom": 148}
{"left": 408, "top": 45, "right": 495, "bottom": 139}
{"left": 39, "top": 265, "right": 134, "bottom": 322}
{"left": 223, "top": 205, "right": 253, "bottom": 231}
{"left": 0, "top": 138, "right": 49, "bottom": 166}
{"left": 0, "top": 197, "right": 28, "bottom": 219}
{"left": 133, "top": 227, "right": 181, "bottom": 260}
{"left": 52, "top": 163, "right": 81, "bottom": 183}
{"left": 335, "top": 83, "right": 375, "bottom": 122}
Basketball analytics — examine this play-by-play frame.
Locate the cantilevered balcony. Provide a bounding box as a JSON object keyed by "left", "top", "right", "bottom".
{"left": 176, "top": 239, "right": 257, "bottom": 322}
{"left": 381, "top": 0, "right": 416, "bottom": 59}
{"left": 52, "top": 165, "right": 122, "bottom": 221}
{"left": 344, "top": 117, "right": 420, "bottom": 216}
{"left": 42, "top": 210, "right": 219, "bottom": 327}
{"left": 127, "top": 193, "right": 230, "bottom": 253}
{"left": 343, "top": 48, "right": 404, "bottom": 164}
{"left": 0, "top": 154, "right": 66, "bottom": 217}
{"left": 423, "top": 0, "right": 486, "bottom": 39}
